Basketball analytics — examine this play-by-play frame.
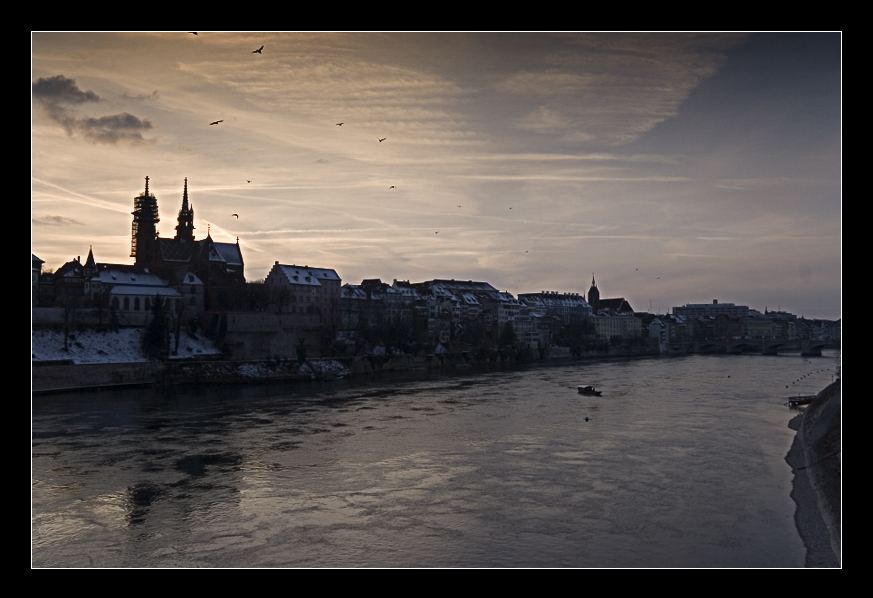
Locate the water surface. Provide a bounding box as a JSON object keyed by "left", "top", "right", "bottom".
{"left": 32, "top": 352, "right": 839, "bottom": 567}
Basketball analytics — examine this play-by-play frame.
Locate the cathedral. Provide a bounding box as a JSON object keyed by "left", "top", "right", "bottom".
{"left": 131, "top": 176, "right": 245, "bottom": 309}
{"left": 35, "top": 177, "right": 247, "bottom": 323}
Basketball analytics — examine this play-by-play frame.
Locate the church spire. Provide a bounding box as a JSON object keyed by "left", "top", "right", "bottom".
{"left": 175, "top": 177, "right": 195, "bottom": 241}
{"left": 587, "top": 273, "right": 600, "bottom": 312}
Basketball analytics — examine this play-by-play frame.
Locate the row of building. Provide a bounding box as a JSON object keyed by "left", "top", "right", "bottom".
{"left": 32, "top": 177, "right": 840, "bottom": 354}
{"left": 336, "top": 277, "right": 640, "bottom": 350}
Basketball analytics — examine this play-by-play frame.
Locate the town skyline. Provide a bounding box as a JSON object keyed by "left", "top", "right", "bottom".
{"left": 32, "top": 32, "right": 842, "bottom": 320}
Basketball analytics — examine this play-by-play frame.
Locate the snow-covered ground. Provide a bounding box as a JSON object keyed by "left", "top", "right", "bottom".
{"left": 31, "top": 328, "right": 222, "bottom": 364}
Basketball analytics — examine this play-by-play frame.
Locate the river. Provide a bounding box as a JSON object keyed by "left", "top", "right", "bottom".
{"left": 32, "top": 351, "right": 840, "bottom": 567}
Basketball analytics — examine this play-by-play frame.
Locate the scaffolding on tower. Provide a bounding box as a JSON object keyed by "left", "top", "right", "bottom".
{"left": 130, "top": 177, "right": 160, "bottom": 258}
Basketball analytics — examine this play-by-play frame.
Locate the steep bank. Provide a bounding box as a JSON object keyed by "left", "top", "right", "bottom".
{"left": 786, "top": 380, "right": 841, "bottom": 567}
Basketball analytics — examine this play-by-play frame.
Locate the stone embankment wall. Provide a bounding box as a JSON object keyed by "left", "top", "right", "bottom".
{"left": 32, "top": 359, "right": 349, "bottom": 394}
{"left": 33, "top": 345, "right": 661, "bottom": 394}
{"left": 32, "top": 362, "right": 165, "bottom": 393}
{"left": 798, "top": 380, "right": 841, "bottom": 563}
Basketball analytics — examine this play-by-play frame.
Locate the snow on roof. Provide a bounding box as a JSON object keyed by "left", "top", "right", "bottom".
{"left": 391, "top": 283, "right": 421, "bottom": 299}
{"left": 206, "top": 241, "right": 243, "bottom": 265}
{"left": 215, "top": 242, "right": 243, "bottom": 265}
{"left": 276, "top": 265, "right": 321, "bottom": 286}
{"left": 93, "top": 269, "right": 169, "bottom": 288}
{"left": 341, "top": 284, "right": 370, "bottom": 300}
{"left": 305, "top": 267, "right": 340, "bottom": 281}
{"left": 183, "top": 272, "right": 203, "bottom": 285}
{"left": 272, "top": 264, "right": 340, "bottom": 286}
{"left": 430, "top": 283, "right": 455, "bottom": 298}
{"left": 461, "top": 292, "right": 481, "bottom": 305}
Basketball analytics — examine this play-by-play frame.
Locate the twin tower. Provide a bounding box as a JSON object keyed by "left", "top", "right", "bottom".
{"left": 131, "top": 176, "right": 195, "bottom": 265}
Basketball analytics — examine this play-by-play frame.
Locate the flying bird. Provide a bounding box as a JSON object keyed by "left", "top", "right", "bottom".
{"left": 210, "top": 120, "right": 223, "bottom": 125}
{"left": 247, "top": 180, "right": 251, "bottom": 183}
{"left": 378, "top": 138, "right": 387, "bottom": 142}
{"left": 232, "top": 214, "right": 239, "bottom": 218}
{"left": 253, "top": 45, "right": 264, "bottom": 54}
{"left": 336, "top": 123, "right": 344, "bottom": 126}
{"left": 389, "top": 185, "right": 395, "bottom": 189}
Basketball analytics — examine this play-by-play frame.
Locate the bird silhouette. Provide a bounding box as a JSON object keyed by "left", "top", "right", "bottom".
{"left": 389, "top": 185, "right": 395, "bottom": 189}
{"left": 210, "top": 120, "right": 223, "bottom": 125}
{"left": 253, "top": 46, "right": 264, "bottom": 54}
{"left": 247, "top": 180, "right": 251, "bottom": 183}
{"left": 336, "top": 123, "right": 344, "bottom": 126}
{"left": 232, "top": 214, "right": 239, "bottom": 218}
{"left": 378, "top": 138, "right": 387, "bottom": 142}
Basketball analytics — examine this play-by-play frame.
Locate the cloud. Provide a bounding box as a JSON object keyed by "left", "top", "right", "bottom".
{"left": 32, "top": 74, "right": 100, "bottom": 104}
{"left": 76, "top": 112, "right": 154, "bottom": 144}
{"left": 32, "top": 215, "right": 85, "bottom": 227}
{"left": 497, "top": 34, "right": 747, "bottom": 145}
{"left": 32, "top": 74, "right": 154, "bottom": 145}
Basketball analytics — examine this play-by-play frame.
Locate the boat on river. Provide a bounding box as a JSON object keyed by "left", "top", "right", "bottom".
{"left": 577, "top": 385, "right": 602, "bottom": 396}
{"left": 786, "top": 395, "right": 815, "bottom": 407}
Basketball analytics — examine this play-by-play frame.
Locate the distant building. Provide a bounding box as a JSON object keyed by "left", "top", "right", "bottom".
{"left": 587, "top": 274, "right": 600, "bottom": 312}
{"left": 265, "top": 262, "right": 341, "bottom": 325}
{"left": 32, "top": 254, "right": 44, "bottom": 306}
{"left": 590, "top": 314, "right": 642, "bottom": 341}
{"left": 673, "top": 299, "right": 749, "bottom": 318}
{"left": 96, "top": 267, "right": 183, "bottom": 321}
{"left": 518, "top": 291, "right": 592, "bottom": 324}
{"left": 586, "top": 274, "right": 634, "bottom": 315}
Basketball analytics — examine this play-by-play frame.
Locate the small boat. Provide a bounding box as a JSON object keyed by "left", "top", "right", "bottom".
{"left": 786, "top": 395, "right": 815, "bottom": 408}
{"left": 577, "top": 385, "right": 602, "bottom": 396}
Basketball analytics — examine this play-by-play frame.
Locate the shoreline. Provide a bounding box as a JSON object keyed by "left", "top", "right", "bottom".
{"left": 785, "top": 380, "right": 841, "bottom": 567}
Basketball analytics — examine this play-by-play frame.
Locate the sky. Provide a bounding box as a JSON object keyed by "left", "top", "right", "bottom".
{"left": 31, "top": 32, "right": 842, "bottom": 320}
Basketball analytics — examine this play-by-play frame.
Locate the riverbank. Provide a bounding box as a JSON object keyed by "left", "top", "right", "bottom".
{"left": 31, "top": 327, "right": 661, "bottom": 394}
{"left": 786, "top": 380, "right": 841, "bottom": 567}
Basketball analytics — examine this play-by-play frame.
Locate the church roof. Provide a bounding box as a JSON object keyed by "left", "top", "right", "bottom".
{"left": 156, "top": 237, "right": 196, "bottom": 262}
{"left": 599, "top": 298, "right": 634, "bottom": 314}
{"left": 206, "top": 240, "right": 244, "bottom": 266}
